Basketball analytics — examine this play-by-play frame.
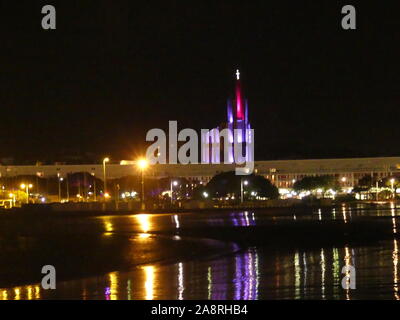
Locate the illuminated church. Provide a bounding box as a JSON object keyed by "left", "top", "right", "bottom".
{"left": 201, "top": 70, "right": 253, "bottom": 164}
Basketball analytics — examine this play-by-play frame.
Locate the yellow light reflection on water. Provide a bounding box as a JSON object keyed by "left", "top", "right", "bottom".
{"left": 34, "top": 285, "right": 40, "bottom": 299}
{"left": 0, "top": 284, "right": 42, "bottom": 300}
{"left": 207, "top": 266, "right": 212, "bottom": 300}
{"left": 139, "top": 233, "right": 151, "bottom": 239}
{"left": 294, "top": 251, "right": 301, "bottom": 299}
{"left": 100, "top": 217, "right": 114, "bottom": 236}
{"left": 14, "top": 287, "right": 21, "bottom": 300}
{"left": 27, "top": 286, "right": 33, "bottom": 300}
{"left": 342, "top": 204, "right": 347, "bottom": 223}
{"left": 320, "top": 248, "right": 325, "bottom": 299}
{"left": 393, "top": 239, "right": 399, "bottom": 300}
{"left": 332, "top": 247, "right": 340, "bottom": 299}
{"left": 174, "top": 215, "right": 180, "bottom": 229}
{"left": 136, "top": 214, "right": 152, "bottom": 233}
{"left": 143, "top": 265, "right": 155, "bottom": 300}
{"left": 0, "top": 290, "right": 8, "bottom": 300}
{"left": 105, "top": 223, "right": 113, "bottom": 232}
{"left": 302, "top": 252, "right": 307, "bottom": 297}
{"left": 391, "top": 204, "right": 397, "bottom": 235}
{"left": 127, "top": 280, "right": 132, "bottom": 300}
{"left": 344, "top": 246, "right": 352, "bottom": 300}
{"left": 108, "top": 272, "right": 118, "bottom": 300}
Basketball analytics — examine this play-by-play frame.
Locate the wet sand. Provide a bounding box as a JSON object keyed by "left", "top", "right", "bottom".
{"left": 0, "top": 203, "right": 399, "bottom": 299}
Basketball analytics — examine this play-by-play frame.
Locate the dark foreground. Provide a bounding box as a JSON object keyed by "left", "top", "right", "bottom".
{"left": 0, "top": 203, "right": 399, "bottom": 300}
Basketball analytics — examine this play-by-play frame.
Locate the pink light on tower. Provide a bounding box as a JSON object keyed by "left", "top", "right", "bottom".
{"left": 235, "top": 69, "right": 244, "bottom": 120}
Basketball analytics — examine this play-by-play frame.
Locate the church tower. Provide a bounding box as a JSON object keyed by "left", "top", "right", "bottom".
{"left": 201, "top": 69, "right": 252, "bottom": 164}
{"left": 226, "top": 69, "right": 251, "bottom": 162}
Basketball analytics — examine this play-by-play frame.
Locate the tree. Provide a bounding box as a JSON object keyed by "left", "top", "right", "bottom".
{"left": 357, "top": 175, "right": 373, "bottom": 188}
{"left": 205, "top": 171, "right": 279, "bottom": 200}
{"left": 293, "top": 175, "right": 340, "bottom": 194}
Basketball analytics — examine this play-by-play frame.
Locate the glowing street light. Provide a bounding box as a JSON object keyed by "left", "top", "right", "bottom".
{"left": 170, "top": 180, "right": 179, "bottom": 205}
{"left": 91, "top": 171, "right": 97, "bottom": 202}
{"left": 57, "top": 173, "right": 64, "bottom": 202}
{"left": 241, "top": 179, "right": 249, "bottom": 203}
{"left": 341, "top": 177, "right": 347, "bottom": 182}
{"left": 137, "top": 158, "right": 148, "bottom": 210}
{"left": 103, "top": 157, "right": 110, "bottom": 199}
{"left": 137, "top": 158, "right": 148, "bottom": 170}
{"left": 20, "top": 183, "right": 33, "bottom": 204}
{"left": 390, "top": 178, "right": 396, "bottom": 199}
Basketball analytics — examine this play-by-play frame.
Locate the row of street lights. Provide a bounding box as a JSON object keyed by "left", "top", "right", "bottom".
{"left": 103, "top": 157, "right": 149, "bottom": 209}
{"left": 20, "top": 183, "right": 33, "bottom": 204}
{"left": 18, "top": 157, "right": 150, "bottom": 206}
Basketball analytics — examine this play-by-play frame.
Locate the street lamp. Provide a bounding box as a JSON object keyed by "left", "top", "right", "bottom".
{"left": 390, "top": 178, "right": 395, "bottom": 199}
{"left": 241, "top": 179, "right": 249, "bottom": 203}
{"left": 170, "top": 180, "right": 178, "bottom": 205}
{"left": 20, "top": 183, "right": 33, "bottom": 204}
{"left": 91, "top": 172, "right": 97, "bottom": 202}
{"left": 103, "top": 157, "right": 110, "bottom": 199}
{"left": 137, "top": 158, "right": 148, "bottom": 210}
{"left": 58, "top": 177, "right": 64, "bottom": 202}
{"left": 57, "top": 173, "right": 64, "bottom": 202}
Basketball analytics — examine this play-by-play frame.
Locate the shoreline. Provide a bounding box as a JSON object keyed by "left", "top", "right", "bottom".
{"left": 0, "top": 200, "right": 396, "bottom": 217}
{"left": 1, "top": 204, "right": 399, "bottom": 290}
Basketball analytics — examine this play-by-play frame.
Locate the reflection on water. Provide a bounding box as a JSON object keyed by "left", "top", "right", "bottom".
{"left": 1, "top": 241, "right": 399, "bottom": 300}
{"left": 177, "top": 262, "right": 184, "bottom": 300}
{"left": 393, "top": 239, "right": 399, "bottom": 300}
{"left": 1, "top": 204, "right": 400, "bottom": 300}
{"left": 143, "top": 266, "right": 154, "bottom": 300}
{"left": 1, "top": 285, "right": 41, "bottom": 300}
{"left": 136, "top": 214, "right": 152, "bottom": 233}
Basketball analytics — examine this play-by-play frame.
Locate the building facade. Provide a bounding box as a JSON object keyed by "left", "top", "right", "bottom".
{"left": 1, "top": 157, "right": 400, "bottom": 189}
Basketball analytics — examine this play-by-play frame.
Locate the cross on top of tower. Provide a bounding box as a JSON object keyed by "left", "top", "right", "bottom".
{"left": 236, "top": 69, "right": 240, "bottom": 80}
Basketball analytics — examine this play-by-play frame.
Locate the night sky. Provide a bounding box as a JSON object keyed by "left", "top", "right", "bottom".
{"left": 0, "top": 1, "right": 399, "bottom": 163}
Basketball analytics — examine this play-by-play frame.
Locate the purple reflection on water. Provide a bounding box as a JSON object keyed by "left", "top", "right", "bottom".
{"left": 104, "top": 287, "right": 111, "bottom": 300}
{"left": 235, "top": 254, "right": 243, "bottom": 300}
{"left": 229, "top": 212, "right": 256, "bottom": 227}
{"left": 210, "top": 260, "right": 228, "bottom": 300}
{"left": 233, "top": 248, "right": 259, "bottom": 300}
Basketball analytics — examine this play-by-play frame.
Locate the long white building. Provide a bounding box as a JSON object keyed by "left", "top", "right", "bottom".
{"left": 1, "top": 156, "right": 399, "bottom": 188}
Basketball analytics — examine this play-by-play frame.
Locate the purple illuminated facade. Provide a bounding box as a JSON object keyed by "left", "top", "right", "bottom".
{"left": 202, "top": 70, "right": 252, "bottom": 164}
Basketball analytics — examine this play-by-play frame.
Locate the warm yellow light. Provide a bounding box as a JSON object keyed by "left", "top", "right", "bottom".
{"left": 136, "top": 214, "right": 151, "bottom": 233}
{"left": 104, "top": 192, "right": 110, "bottom": 198}
{"left": 137, "top": 158, "right": 148, "bottom": 170}
{"left": 103, "top": 157, "right": 110, "bottom": 163}
{"left": 20, "top": 183, "right": 33, "bottom": 189}
{"left": 341, "top": 177, "right": 347, "bottom": 182}
{"left": 143, "top": 265, "right": 155, "bottom": 300}
{"left": 391, "top": 178, "right": 395, "bottom": 184}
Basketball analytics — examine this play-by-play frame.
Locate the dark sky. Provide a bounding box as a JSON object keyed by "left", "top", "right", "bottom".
{"left": 0, "top": 1, "right": 399, "bottom": 163}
